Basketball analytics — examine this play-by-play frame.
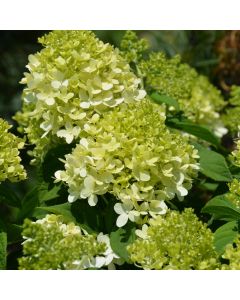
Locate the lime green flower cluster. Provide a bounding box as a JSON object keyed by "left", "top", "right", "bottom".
{"left": 227, "top": 179, "right": 240, "bottom": 208}
{"left": 120, "top": 31, "right": 226, "bottom": 137}
{"left": 221, "top": 236, "right": 240, "bottom": 270}
{"left": 127, "top": 208, "right": 219, "bottom": 270}
{"left": 222, "top": 86, "right": 240, "bottom": 134}
{"left": 55, "top": 99, "right": 199, "bottom": 227}
{"left": 18, "top": 215, "right": 106, "bottom": 270}
{"left": 15, "top": 30, "right": 146, "bottom": 163}
{"left": 0, "top": 118, "right": 26, "bottom": 183}
{"left": 120, "top": 30, "right": 149, "bottom": 63}
{"left": 139, "top": 53, "right": 226, "bottom": 134}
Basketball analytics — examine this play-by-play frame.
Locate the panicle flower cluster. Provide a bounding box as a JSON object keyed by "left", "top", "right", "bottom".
{"left": 120, "top": 30, "right": 149, "bottom": 63}
{"left": 139, "top": 53, "right": 226, "bottom": 134}
{"left": 120, "top": 31, "right": 226, "bottom": 137}
{"left": 15, "top": 30, "right": 145, "bottom": 163}
{"left": 0, "top": 118, "right": 26, "bottom": 183}
{"left": 221, "top": 236, "right": 240, "bottom": 270}
{"left": 18, "top": 214, "right": 109, "bottom": 270}
{"left": 222, "top": 86, "right": 240, "bottom": 134}
{"left": 55, "top": 99, "right": 199, "bottom": 227}
{"left": 127, "top": 208, "right": 220, "bottom": 270}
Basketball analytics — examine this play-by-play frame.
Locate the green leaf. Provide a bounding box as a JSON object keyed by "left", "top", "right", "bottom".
{"left": 41, "top": 143, "right": 74, "bottom": 183}
{"left": 17, "top": 186, "right": 39, "bottom": 222}
{"left": 150, "top": 92, "right": 179, "bottom": 110}
{"left": 0, "top": 231, "right": 7, "bottom": 270}
{"left": 110, "top": 223, "right": 136, "bottom": 261}
{"left": 166, "top": 117, "right": 221, "bottom": 148}
{"left": 202, "top": 194, "right": 240, "bottom": 221}
{"left": 194, "top": 143, "right": 232, "bottom": 182}
{"left": 38, "top": 181, "right": 62, "bottom": 203}
{"left": 34, "top": 203, "right": 76, "bottom": 223}
{"left": 214, "top": 221, "right": 239, "bottom": 254}
{"left": 0, "top": 183, "right": 20, "bottom": 208}
{"left": 71, "top": 200, "right": 104, "bottom": 234}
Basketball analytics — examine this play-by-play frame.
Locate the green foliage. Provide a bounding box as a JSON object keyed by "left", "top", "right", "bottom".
{"left": 193, "top": 143, "right": 232, "bottom": 182}
{"left": 214, "top": 221, "right": 239, "bottom": 253}
{"left": 110, "top": 223, "right": 136, "bottom": 261}
{"left": 167, "top": 118, "right": 221, "bottom": 148}
{"left": 150, "top": 92, "right": 179, "bottom": 111}
{"left": 202, "top": 194, "right": 240, "bottom": 222}
{"left": 0, "top": 231, "right": 7, "bottom": 270}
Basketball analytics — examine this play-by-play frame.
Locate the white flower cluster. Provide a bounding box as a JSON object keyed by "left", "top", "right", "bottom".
{"left": 55, "top": 99, "right": 199, "bottom": 227}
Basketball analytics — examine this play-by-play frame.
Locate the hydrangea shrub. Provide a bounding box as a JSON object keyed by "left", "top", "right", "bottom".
{"left": 2, "top": 30, "right": 240, "bottom": 270}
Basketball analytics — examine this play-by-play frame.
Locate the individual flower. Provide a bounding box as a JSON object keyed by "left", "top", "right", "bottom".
{"left": 127, "top": 208, "right": 220, "bottom": 270}
{"left": 18, "top": 215, "right": 106, "bottom": 270}
{"left": 55, "top": 99, "right": 199, "bottom": 227}
{"left": 91, "top": 233, "right": 124, "bottom": 269}
{"left": 15, "top": 30, "right": 146, "bottom": 163}
{"left": 0, "top": 118, "right": 26, "bottom": 183}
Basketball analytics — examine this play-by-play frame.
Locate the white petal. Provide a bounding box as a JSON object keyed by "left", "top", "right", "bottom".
{"left": 102, "top": 82, "right": 113, "bottom": 90}
{"left": 114, "top": 203, "right": 125, "bottom": 215}
{"left": 45, "top": 97, "right": 55, "bottom": 106}
{"left": 80, "top": 138, "right": 89, "bottom": 148}
{"left": 116, "top": 213, "right": 128, "bottom": 227}
{"left": 80, "top": 101, "right": 91, "bottom": 109}
{"left": 88, "top": 194, "right": 98, "bottom": 206}
{"left": 139, "top": 171, "right": 150, "bottom": 181}
{"left": 65, "top": 133, "right": 74, "bottom": 144}
{"left": 177, "top": 185, "right": 188, "bottom": 196}
{"left": 79, "top": 168, "right": 87, "bottom": 177}
{"left": 51, "top": 80, "right": 61, "bottom": 89}
{"left": 136, "top": 89, "right": 146, "bottom": 100}
{"left": 68, "top": 194, "right": 77, "bottom": 203}
{"left": 93, "top": 257, "right": 106, "bottom": 268}
{"left": 54, "top": 170, "right": 63, "bottom": 180}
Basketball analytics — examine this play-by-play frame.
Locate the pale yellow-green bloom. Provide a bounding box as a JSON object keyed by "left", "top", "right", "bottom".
{"left": 15, "top": 30, "right": 146, "bottom": 163}
{"left": 55, "top": 99, "right": 199, "bottom": 227}
{"left": 120, "top": 31, "right": 226, "bottom": 136}
{"left": 0, "top": 118, "right": 26, "bottom": 183}
{"left": 231, "top": 138, "right": 240, "bottom": 165}
{"left": 222, "top": 86, "right": 240, "bottom": 134}
{"left": 227, "top": 178, "right": 240, "bottom": 209}
{"left": 18, "top": 215, "right": 107, "bottom": 270}
{"left": 127, "top": 208, "right": 220, "bottom": 270}
{"left": 221, "top": 236, "right": 240, "bottom": 270}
